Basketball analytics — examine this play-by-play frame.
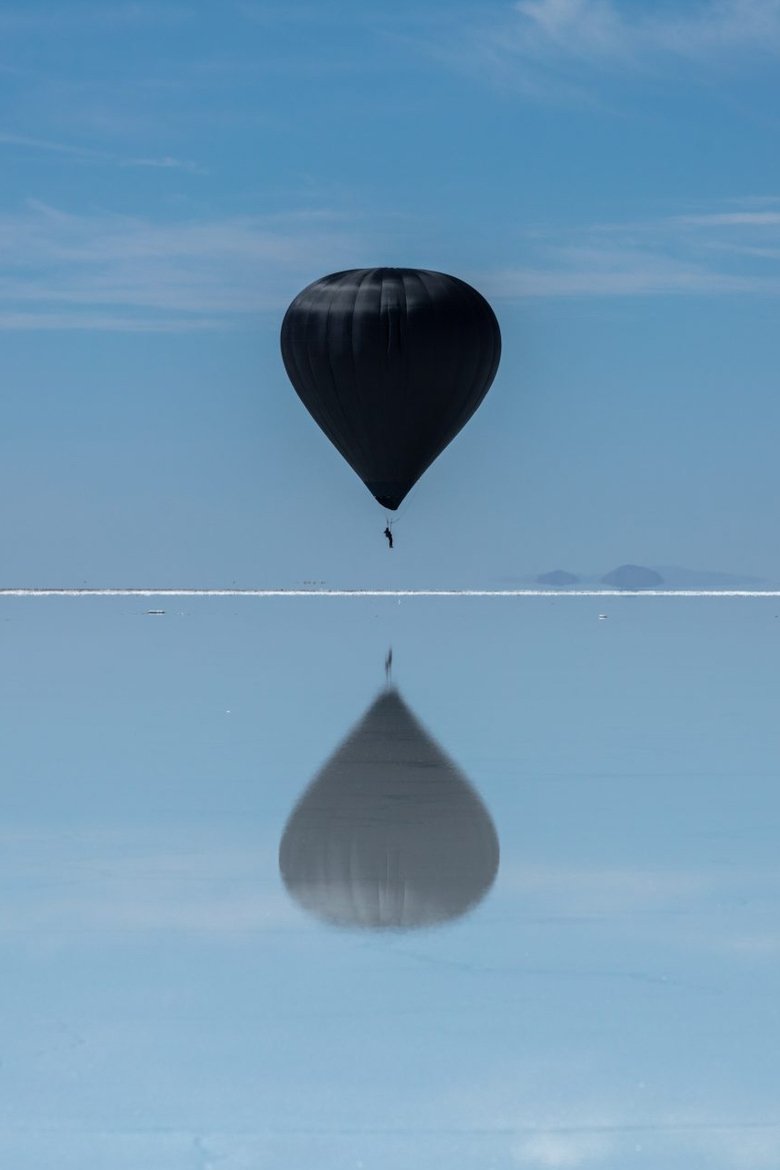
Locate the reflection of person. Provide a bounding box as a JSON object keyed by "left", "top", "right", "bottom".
{"left": 384, "top": 526, "right": 394, "bottom": 549}
{"left": 385, "top": 648, "right": 393, "bottom": 681}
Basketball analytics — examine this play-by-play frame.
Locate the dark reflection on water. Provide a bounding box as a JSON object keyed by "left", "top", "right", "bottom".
{"left": 279, "top": 686, "right": 500, "bottom": 931}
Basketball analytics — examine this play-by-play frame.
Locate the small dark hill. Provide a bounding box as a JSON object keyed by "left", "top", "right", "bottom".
{"left": 601, "top": 564, "right": 664, "bottom": 590}
{"left": 536, "top": 569, "right": 581, "bottom": 586}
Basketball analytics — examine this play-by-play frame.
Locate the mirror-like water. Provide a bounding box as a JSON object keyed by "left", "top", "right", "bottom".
{"left": 1, "top": 598, "right": 778, "bottom": 1169}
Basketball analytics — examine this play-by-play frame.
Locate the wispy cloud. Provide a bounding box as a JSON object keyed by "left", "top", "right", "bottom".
{"left": 509, "top": 1117, "right": 780, "bottom": 1169}
{"left": 513, "top": 1128, "right": 616, "bottom": 1166}
{"left": 436, "top": 0, "right": 780, "bottom": 100}
{"left": 511, "top": 0, "right": 780, "bottom": 64}
{"left": 3, "top": 196, "right": 780, "bottom": 330}
{"left": 0, "top": 200, "right": 370, "bottom": 331}
{"left": 483, "top": 198, "right": 780, "bottom": 298}
{"left": 485, "top": 254, "right": 766, "bottom": 298}
{"left": 0, "top": 825, "right": 296, "bottom": 937}
{"left": 0, "top": 311, "right": 228, "bottom": 332}
{"left": 436, "top": 1058, "right": 780, "bottom": 1170}
{"left": 0, "top": 130, "right": 201, "bottom": 171}
{"left": 439, "top": 1061, "right": 780, "bottom": 1170}
{"left": 121, "top": 154, "right": 200, "bottom": 170}
{"left": 673, "top": 210, "right": 780, "bottom": 227}
{"left": 501, "top": 861, "right": 715, "bottom": 910}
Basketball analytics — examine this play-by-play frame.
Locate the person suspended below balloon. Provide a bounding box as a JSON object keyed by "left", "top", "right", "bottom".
{"left": 280, "top": 267, "right": 501, "bottom": 546}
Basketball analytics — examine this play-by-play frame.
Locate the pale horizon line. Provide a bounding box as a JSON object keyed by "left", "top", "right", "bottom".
{"left": 3, "top": 588, "right": 780, "bottom": 599}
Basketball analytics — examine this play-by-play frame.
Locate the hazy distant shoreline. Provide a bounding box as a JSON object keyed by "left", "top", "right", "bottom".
{"left": 2, "top": 588, "right": 780, "bottom": 598}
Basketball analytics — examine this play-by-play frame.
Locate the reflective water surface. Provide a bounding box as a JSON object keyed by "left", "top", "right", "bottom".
{"left": 1, "top": 598, "right": 779, "bottom": 1168}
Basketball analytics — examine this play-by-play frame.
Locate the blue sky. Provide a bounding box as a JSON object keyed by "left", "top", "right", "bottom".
{"left": 3, "top": 1, "right": 780, "bottom": 585}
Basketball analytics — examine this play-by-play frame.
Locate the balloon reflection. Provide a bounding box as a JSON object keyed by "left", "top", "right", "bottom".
{"left": 279, "top": 686, "right": 499, "bottom": 931}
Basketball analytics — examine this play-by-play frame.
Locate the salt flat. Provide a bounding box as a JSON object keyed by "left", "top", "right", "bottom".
{"left": 1, "top": 598, "right": 778, "bottom": 1169}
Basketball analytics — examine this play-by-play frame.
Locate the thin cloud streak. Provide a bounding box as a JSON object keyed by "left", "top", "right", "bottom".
{"left": 443, "top": 1069, "right": 780, "bottom": 1170}
{"left": 673, "top": 211, "right": 780, "bottom": 227}
{"left": 0, "top": 130, "right": 202, "bottom": 172}
{"left": 485, "top": 198, "right": 780, "bottom": 298}
{"left": 0, "top": 311, "right": 230, "bottom": 332}
{"left": 2, "top": 196, "right": 780, "bottom": 332}
{"left": 0, "top": 827, "right": 296, "bottom": 938}
{"left": 435, "top": 0, "right": 780, "bottom": 101}
{"left": 509, "top": 1117, "right": 780, "bottom": 1169}
{"left": 485, "top": 262, "right": 775, "bottom": 298}
{"left": 512, "top": 1127, "right": 616, "bottom": 1167}
{"left": 511, "top": 0, "right": 780, "bottom": 64}
{"left": 0, "top": 201, "right": 369, "bottom": 331}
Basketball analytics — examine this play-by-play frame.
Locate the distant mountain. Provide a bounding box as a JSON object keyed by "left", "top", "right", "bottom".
{"left": 536, "top": 569, "right": 581, "bottom": 586}
{"left": 650, "top": 565, "right": 767, "bottom": 589}
{"left": 600, "top": 564, "right": 664, "bottom": 590}
{"left": 501, "top": 564, "right": 771, "bottom": 590}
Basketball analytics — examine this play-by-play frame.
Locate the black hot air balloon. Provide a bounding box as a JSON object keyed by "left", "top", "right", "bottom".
{"left": 279, "top": 687, "right": 500, "bottom": 930}
{"left": 280, "top": 268, "right": 501, "bottom": 511}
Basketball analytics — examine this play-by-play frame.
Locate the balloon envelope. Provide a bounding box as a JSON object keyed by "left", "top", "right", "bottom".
{"left": 279, "top": 687, "right": 500, "bottom": 930}
{"left": 280, "top": 268, "right": 501, "bottom": 510}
